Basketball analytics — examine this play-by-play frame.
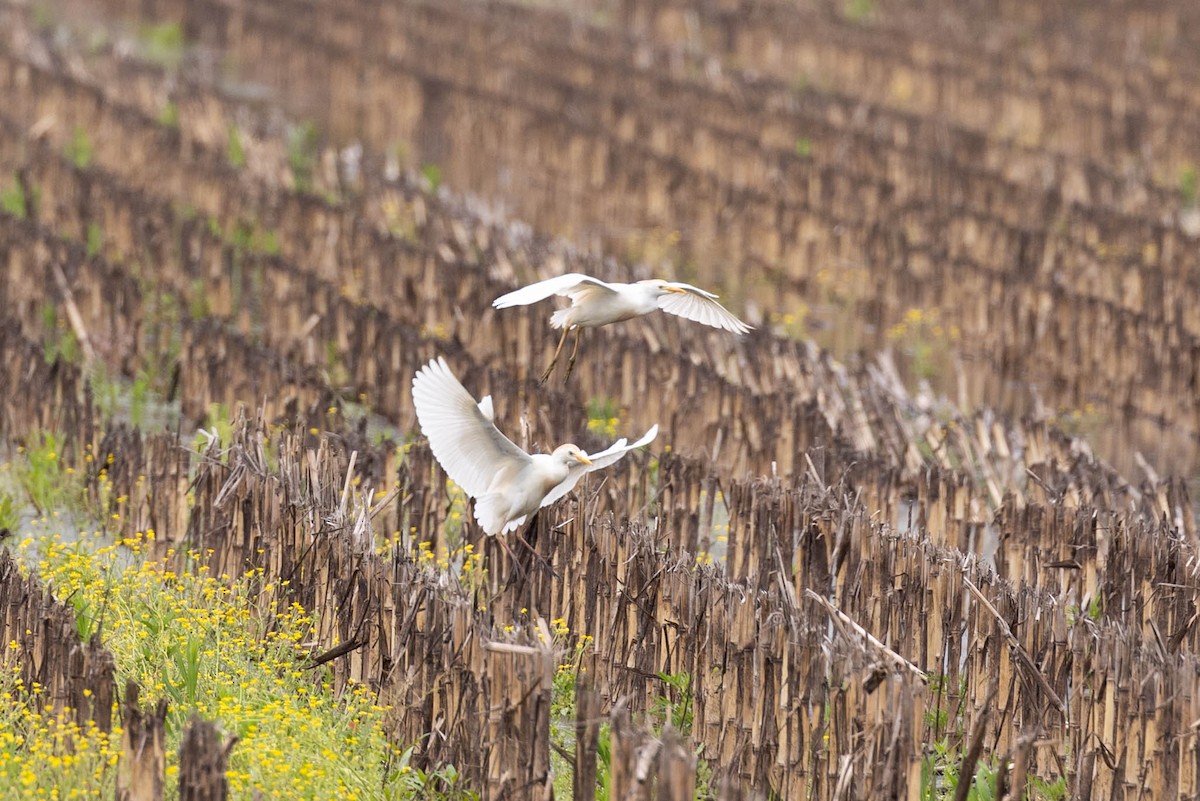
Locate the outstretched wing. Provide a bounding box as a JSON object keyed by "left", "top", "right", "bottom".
{"left": 492, "top": 273, "right": 618, "bottom": 308}
{"left": 539, "top": 424, "right": 660, "bottom": 510}
{"left": 658, "top": 283, "right": 753, "bottom": 334}
{"left": 411, "top": 357, "right": 531, "bottom": 498}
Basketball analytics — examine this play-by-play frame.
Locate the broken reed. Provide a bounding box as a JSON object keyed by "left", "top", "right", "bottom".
{"left": 5, "top": 329, "right": 1200, "bottom": 798}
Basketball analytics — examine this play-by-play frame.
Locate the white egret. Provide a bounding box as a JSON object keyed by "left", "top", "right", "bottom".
{"left": 411, "top": 357, "right": 659, "bottom": 536}
{"left": 492, "top": 273, "right": 752, "bottom": 381}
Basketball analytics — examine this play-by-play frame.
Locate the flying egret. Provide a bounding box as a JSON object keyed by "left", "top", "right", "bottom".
{"left": 411, "top": 357, "right": 659, "bottom": 537}
{"left": 492, "top": 273, "right": 752, "bottom": 381}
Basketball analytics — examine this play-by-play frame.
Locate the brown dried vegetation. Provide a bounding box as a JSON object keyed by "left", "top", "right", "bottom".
{"left": 1, "top": 0, "right": 1199, "bottom": 799}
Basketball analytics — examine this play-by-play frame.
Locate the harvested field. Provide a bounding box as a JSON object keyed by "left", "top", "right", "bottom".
{"left": 0, "top": 1, "right": 1198, "bottom": 799}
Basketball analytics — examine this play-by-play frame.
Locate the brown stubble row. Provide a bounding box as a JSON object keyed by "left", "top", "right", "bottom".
{"left": 0, "top": 31, "right": 1169, "bottom": 501}
{"left": 3, "top": 307, "right": 1200, "bottom": 796}
{"left": 0, "top": 157, "right": 1161, "bottom": 526}
{"left": 14, "top": 0, "right": 1200, "bottom": 473}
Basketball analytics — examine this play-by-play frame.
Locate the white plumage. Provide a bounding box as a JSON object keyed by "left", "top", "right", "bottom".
{"left": 411, "top": 357, "right": 658, "bottom": 536}
{"left": 493, "top": 273, "right": 752, "bottom": 381}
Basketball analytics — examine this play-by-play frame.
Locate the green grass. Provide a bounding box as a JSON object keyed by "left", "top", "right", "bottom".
{"left": 86, "top": 222, "right": 104, "bottom": 257}
{"left": 885, "top": 307, "right": 958, "bottom": 381}
{"left": 843, "top": 0, "right": 874, "bottom": 21}
{"left": 288, "top": 122, "right": 320, "bottom": 193}
{"left": 138, "top": 22, "right": 185, "bottom": 69}
{"left": 921, "top": 739, "right": 1000, "bottom": 801}
{"left": 229, "top": 219, "right": 280, "bottom": 256}
{"left": 66, "top": 127, "right": 93, "bottom": 169}
{"left": 650, "top": 671, "right": 694, "bottom": 735}
{"left": 11, "top": 432, "right": 84, "bottom": 518}
{"left": 158, "top": 101, "right": 180, "bottom": 130}
{"left": 30, "top": 2, "right": 56, "bottom": 30}
{"left": 1, "top": 178, "right": 27, "bottom": 218}
{"left": 547, "top": 636, "right": 712, "bottom": 800}
{"left": 548, "top": 625, "right": 605, "bottom": 800}
{"left": 227, "top": 123, "right": 246, "bottom": 169}
{"left": 40, "top": 303, "right": 81, "bottom": 365}
{"left": 1181, "top": 166, "right": 1198, "bottom": 206}
{"left": 420, "top": 164, "right": 443, "bottom": 193}
{"left": 0, "top": 486, "right": 18, "bottom": 533}
{"left": 192, "top": 403, "right": 236, "bottom": 457}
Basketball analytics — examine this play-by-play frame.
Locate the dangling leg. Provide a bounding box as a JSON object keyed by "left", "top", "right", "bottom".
{"left": 514, "top": 513, "right": 559, "bottom": 579}
{"left": 539, "top": 326, "right": 572, "bottom": 384}
{"left": 494, "top": 534, "right": 526, "bottom": 580}
{"left": 563, "top": 328, "right": 584, "bottom": 383}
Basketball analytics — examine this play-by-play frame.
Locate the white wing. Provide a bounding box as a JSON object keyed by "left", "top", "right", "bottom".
{"left": 411, "top": 357, "right": 531, "bottom": 498}
{"left": 539, "top": 424, "right": 659, "bottom": 510}
{"left": 492, "top": 273, "right": 619, "bottom": 308}
{"left": 477, "top": 395, "right": 495, "bottom": 421}
{"left": 658, "top": 283, "right": 753, "bottom": 334}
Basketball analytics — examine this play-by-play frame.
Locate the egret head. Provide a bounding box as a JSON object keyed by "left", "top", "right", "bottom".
{"left": 637, "top": 278, "right": 686, "bottom": 296}
{"left": 552, "top": 443, "right": 592, "bottom": 465}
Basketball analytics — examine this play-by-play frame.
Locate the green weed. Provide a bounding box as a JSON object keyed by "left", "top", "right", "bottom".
{"left": 420, "top": 163, "right": 443, "bottom": 192}
{"left": 844, "top": 0, "right": 874, "bottom": 21}
{"left": 322, "top": 339, "right": 351, "bottom": 390}
{"left": 1031, "top": 774, "right": 1068, "bottom": 801}
{"left": 388, "top": 746, "right": 479, "bottom": 800}
{"left": 129, "top": 371, "right": 152, "bottom": 429}
{"left": 230, "top": 219, "right": 280, "bottom": 256}
{"left": 12, "top": 432, "right": 84, "bottom": 517}
{"left": 30, "top": 2, "right": 56, "bottom": 30}
{"left": 227, "top": 122, "right": 246, "bottom": 169}
{"left": 40, "top": 303, "right": 81, "bottom": 365}
{"left": 2, "top": 178, "right": 27, "bottom": 218}
{"left": 90, "top": 364, "right": 123, "bottom": 422}
{"left": 650, "top": 671, "right": 694, "bottom": 736}
{"left": 1054, "top": 403, "right": 1106, "bottom": 441}
{"left": 187, "top": 278, "right": 210, "bottom": 320}
{"left": 886, "top": 307, "right": 958, "bottom": 381}
{"left": 158, "top": 101, "right": 180, "bottom": 129}
{"left": 85, "top": 222, "right": 104, "bottom": 257}
{"left": 1181, "top": 166, "right": 1198, "bottom": 206}
{"left": 0, "top": 488, "right": 18, "bottom": 533}
{"left": 137, "top": 289, "right": 182, "bottom": 397}
{"left": 66, "top": 127, "right": 93, "bottom": 169}
{"left": 193, "top": 403, "right": 235, "bottom": 456}
{"left": 921, "top": 742, "right": 1007, "bottom": 801}
{"left": 138, "top": 22, "right": 185, "bottom": 69}
{"left": 288, "top": 122, "right": 320, "bottom": 192}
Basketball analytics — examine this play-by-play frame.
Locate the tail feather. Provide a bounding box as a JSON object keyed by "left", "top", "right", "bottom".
{"left": 474, "top": 493, "right": 514, "bottom": 537}
{"left": 550, "top": 308, "right": 573, "bottom": 330}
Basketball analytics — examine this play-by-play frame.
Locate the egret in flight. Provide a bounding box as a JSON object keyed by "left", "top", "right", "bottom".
{"left": 411, "top": 357, "right": 659, "bottom": 537}
{"left": 492, "top": 273, "right": 752, "bottom": 382}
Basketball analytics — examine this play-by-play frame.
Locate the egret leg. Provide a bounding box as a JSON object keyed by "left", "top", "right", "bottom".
{"left": 514, "top": 528, "right": 560, "bottom": 579}
{"left": 539, "top": 326, "right": 572, "bottom": 384}
{"left": 494, "top": 534, "right": 526, "bottom": 580}
{"left": 563, "top": 329, "right": 584, "bottom": 383}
